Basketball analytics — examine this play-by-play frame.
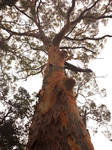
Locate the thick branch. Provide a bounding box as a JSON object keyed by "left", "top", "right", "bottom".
{"left": 67, "top": 0, "right": 76, "bottom": 22}
{"left": 33, "top": 0, "right": 51, "bottom": 46}
{"left": 64, "top": 34, "right": 112, "bottom": 41}
{"left": 62, "top": 0, "right": 101, "bottom": 38}
{"left": 53, "top": 0, "right": 100, "bottom": 46}
{"left": 53, "top": 23, "right": 71, "bottom": 46}
{"left": 0, "top": 24, "right": 50, "bottom": 45}
{"left": 52, "top": 0, "right": 76, "bottom": 46}
{"left": 64, "top": 62, "right": 92, "bottom": 73}
{"left": 71, "top": 0, "right": 100, "bottom": 26}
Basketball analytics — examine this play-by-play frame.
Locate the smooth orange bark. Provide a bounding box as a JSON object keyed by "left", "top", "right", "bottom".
{"left": 27, "top": 45, "right": 94, "bottom": 150}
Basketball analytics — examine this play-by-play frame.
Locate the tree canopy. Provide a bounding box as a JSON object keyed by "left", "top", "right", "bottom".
{"left": 0, "top": 0, "right": 112, "bottom": 149}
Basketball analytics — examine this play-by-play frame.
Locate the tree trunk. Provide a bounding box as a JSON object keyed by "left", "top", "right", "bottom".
{"left": 27, "top": 44, "right": 94, "bottom": 150}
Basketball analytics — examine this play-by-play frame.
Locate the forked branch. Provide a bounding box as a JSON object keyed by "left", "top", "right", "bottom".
{"left": 31, "top": 0, "right": 51, "bottom": 46}
{"left": 53, "top": 0, "right": 100, "bottom": 46}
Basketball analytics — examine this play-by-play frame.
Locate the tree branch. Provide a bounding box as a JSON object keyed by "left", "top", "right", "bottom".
{"left": 52, "top": 0, "right": 76, "bottom": 46}
{"left": 32, "top": 0, "right": 51, "bottom": 46}
{"left": 0, "top": 24, "right": 39, "bottom": 38}
{"left": 14, "top": 5, "right": 34, "bottom": 21}
{"left": 71, "top": 0, "right": 100, "bottom": 26}
{"left": 60, "top": 46, "right": 96, "bottom": 54}
{"left": 0, "top": 23, "right": 50, "bottom": 45}
{"left": 0, "top": 108, "right": 11, "bottom": 124}
{"left": 15, "top": 1, "right": 51, "bottom": 46}
{"left": 64, "top": 62, "right": 92, "bottom": 73}
{"left": 53, "top": 0, "right": 100, "bottom": 46}
{"left": 64, "top": 34, "right": 112, "bottom": 41}
{"left": 53, "top": 23, "right": 71, "bottom": 46}
{"left": 17, "top": 63, "right": 46, "bottom": 74}
{"left": 81, "top": 0, "right": 112, "bottom": 21}
{"left": 67, "top": 0, "right": 76, "bottom": 22}
{"left": 85, "top": 15, "right": 112, "bottom": 20}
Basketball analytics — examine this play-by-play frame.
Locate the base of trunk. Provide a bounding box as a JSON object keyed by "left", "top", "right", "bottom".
{"left": 27, "top": 77, "right": 94, "bottom": 150}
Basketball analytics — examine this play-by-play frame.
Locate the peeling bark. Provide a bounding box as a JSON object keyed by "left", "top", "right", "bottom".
{"left": 27, "top": 45, "right": 94, "bottom": 150}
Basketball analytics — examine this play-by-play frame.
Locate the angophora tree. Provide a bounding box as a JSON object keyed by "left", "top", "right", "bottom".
{"left": 0, "top": 0, "right": 112, "bottom": 150}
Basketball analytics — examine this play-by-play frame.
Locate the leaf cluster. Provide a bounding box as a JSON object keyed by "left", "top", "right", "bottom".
{"left": 0, "top": 0, "right": 18, "bottom": 9}
{"left": 0, "top": 81, "right": 34, "bottom": 149}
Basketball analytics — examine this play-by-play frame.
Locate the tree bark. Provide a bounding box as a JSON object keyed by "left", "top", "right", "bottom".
{"left": 27, "top": 44, "right": 94, "bottom": 150}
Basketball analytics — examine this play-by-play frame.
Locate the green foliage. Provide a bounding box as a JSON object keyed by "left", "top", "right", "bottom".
{"left": 0, "top": 0, "right": 18, "bottom": 9}
{"left": 0, "top": 0, "right": 112, "bottom": 148}
{"left": 80, "top": 101, "right": 111, "bottom": 123}
{"left": 0, "top": 78, "right": 34, "bottom": 149}
{"left": 0, "top": 119, "right": 24, "bottom": 150}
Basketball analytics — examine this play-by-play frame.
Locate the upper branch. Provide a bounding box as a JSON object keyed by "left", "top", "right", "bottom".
{"left": 67, "top": 0, "right": 76, "bottom": 22}
{"left": 53, "top": 23, "right": 71, "bottom": 46}
{"left": 70, "top": 0, "right": 100, "bottom": 26}
{"left": 0, "top": 24, "right": 41, "bottom": 39}
{"left": 52, "top": 0, "right": 76, "bottom": 46}
{"left": 32, "top": 0, "right": 51, "bottom": 46}
{"left": 15, "top": 0, "right": 51, "bottom": 46}
{"left": 53, "top": 0, "right": 100, "bottom": 46}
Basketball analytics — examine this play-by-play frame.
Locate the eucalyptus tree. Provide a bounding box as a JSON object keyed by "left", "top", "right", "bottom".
{"left": 0, "top": 0, "right": 112, "bottom": 150}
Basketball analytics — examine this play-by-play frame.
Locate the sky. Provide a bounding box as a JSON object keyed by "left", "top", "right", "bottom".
{"left": 89, "top": 21, "right": 112, "bottom": 108}
{"left": 88, "top": 21, "right": 112, "bottom": 149}
{"left": 17, "top": 21, "right": 112, "bottom": 149}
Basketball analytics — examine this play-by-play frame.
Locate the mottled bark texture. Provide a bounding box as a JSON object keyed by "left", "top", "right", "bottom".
{"left": 27, "top": 45, "right": 94, "bottom": 150}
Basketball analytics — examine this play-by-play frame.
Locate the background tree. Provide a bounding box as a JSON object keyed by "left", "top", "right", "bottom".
{"left": 0, "top": 0, "right": 112, "bottom": 149}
